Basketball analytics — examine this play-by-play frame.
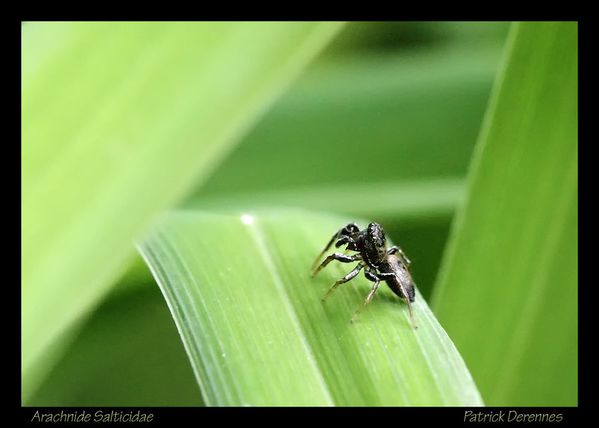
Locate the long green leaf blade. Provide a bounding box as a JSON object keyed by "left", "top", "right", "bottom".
{"left": 431, "top": 22, "right": 577, "bottom": 405}
{"left": 22, "top": 22, "right": 343, "bottom": 400}
{"left": 138, "top": 210, "right": 482, "bottom": 406}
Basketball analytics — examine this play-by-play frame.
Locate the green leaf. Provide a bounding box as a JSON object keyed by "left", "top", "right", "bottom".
{"left": 22, "top": 22, "right": 343, "bottom": 401}
{"left": 431, "top": 22, "right": 577, "bottom": 405}
{"left": 138, "top": 210, "right": 483, "bottom": 406}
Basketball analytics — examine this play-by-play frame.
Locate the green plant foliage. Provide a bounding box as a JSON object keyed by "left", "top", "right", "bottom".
{"left": 138, "top": 210, "right": 483, "bottom": 406}
{"left": 22, "top": 21, "right": 344, "bottom": 401}
{"left": 431, "top": 22, "right": 578, "bottom": 406}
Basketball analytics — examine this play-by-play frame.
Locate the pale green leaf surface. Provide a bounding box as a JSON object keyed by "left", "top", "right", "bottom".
{"left": 22, "top": 22, "right": 343, "bottom": 400}
{"left": 138, "top": 210, "right": 483, "bottom": 406}
{"left": 431, "top": 22, "right": 577, "bottom": 405}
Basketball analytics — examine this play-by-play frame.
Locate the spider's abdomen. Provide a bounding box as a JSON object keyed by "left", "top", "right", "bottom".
{"left": 379, "top": 256, "right": 416, "bottom": 302}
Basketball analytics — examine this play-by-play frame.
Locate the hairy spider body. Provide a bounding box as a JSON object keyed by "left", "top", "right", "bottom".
{"left": 311, "top": 222, "right": 417, "bottom": 327}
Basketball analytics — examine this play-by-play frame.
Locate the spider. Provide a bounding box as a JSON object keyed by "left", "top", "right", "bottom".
{"left": 311, "top": 222, "right": 417, "bottom": 328}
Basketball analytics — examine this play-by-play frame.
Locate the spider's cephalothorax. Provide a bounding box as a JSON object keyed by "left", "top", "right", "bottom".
{"left": 311, "top": 222, "right": 417, "bottom": 327}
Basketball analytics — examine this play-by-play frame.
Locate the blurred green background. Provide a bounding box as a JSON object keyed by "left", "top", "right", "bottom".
{"left": 23, "top": 22, "right": 577, "bottom": 406}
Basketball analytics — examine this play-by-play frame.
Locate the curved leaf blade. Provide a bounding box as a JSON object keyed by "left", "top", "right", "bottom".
{"left": 431, "top": 22, "right": 577, "bottom": 405}
{"left": 138, "top": 209, "right": 482, "bottom": 406}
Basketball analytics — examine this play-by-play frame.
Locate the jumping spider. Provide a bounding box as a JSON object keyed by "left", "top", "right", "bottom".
{"left": 312, "top": 222, "right": 417, "bottom": 328}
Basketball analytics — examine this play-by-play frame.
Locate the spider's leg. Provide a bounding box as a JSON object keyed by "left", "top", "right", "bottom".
{"left": 350, "top": 270, "right": 381, "bottom": 323}
{"left": 311, "top": 232, "right": 339, "bottom": 271}
{"left": 336, "top": 236, "right": 356, "bottom": 255}
{"left": 322, "top": 263, "right": 363, "bottom": 301}
{"left": 311, "top": 223, "right": 359, "bottom": 270}
{"left": 334, "top": 236, "right": 350, "bottom": 254}
{"left": 335, "top": 235, "right": 355, "bottom": 248}
{"left": 312, "top": 253, "right": 361, "bottom": 278}
{"left": 398, "top": 282, "right": 417, "bottom": 329}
